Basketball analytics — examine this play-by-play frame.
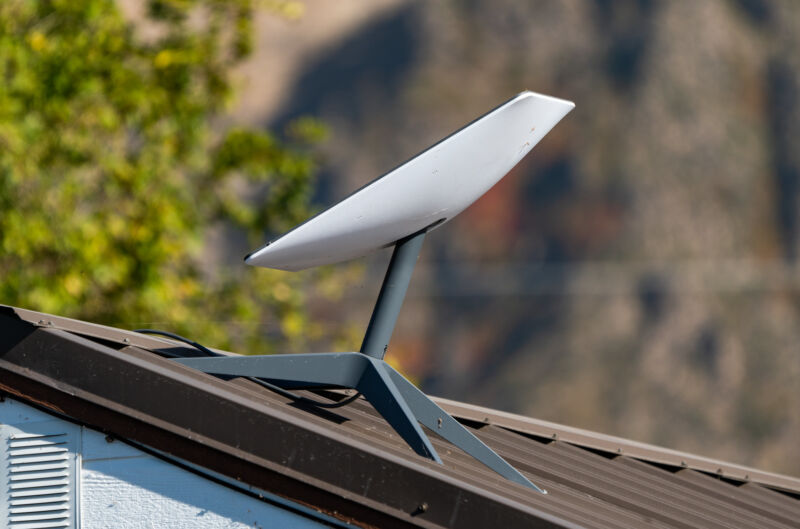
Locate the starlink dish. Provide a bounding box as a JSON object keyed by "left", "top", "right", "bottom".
{"left": 178, "top": 91, "right": 574, "bottom": 492}
{"left": 245, "top": 91, "right": 574, "bottom": 271}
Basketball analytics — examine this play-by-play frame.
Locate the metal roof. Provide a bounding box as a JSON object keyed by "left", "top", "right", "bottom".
{"left": 1, "top": 304, "right": 798, "bottom": 529}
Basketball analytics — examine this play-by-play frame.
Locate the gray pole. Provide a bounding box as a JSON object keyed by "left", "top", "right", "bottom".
{"left": 360, "top": 230, "right": 426, "bottom": 359}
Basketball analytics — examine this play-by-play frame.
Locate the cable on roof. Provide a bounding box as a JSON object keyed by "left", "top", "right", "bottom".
{"left": 134, "top": 329, "right": 223, "bottom": 357}
{"left": 133, "top": 329, "right": 361, "bottom": 409}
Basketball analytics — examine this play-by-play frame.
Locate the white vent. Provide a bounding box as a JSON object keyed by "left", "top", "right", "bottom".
{"left": 1, "top": 421, "right": 77, "bottom": 529}
{"left": 7, "top": 432, "right": 71, "bottom": 528}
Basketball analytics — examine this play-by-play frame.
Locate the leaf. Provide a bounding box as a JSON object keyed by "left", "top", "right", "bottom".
{"left": 0, "top": 0, "right": 330, "bottom": 353}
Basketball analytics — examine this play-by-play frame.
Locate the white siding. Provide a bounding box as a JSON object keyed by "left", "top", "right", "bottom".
{"left": 1, "top": 398, "right": 329, "bottom": 529}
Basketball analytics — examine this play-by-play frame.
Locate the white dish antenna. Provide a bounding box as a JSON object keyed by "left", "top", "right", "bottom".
{"left": 179, "top": 91, "right": 574, "bottom": 492}
{"left": 246, "top": 91, "right": 574, "bottom": 271}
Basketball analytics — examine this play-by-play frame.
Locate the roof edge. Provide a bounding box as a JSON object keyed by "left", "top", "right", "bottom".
{"left": 431, "top": 397, "right": 800, "bottom": 496}
{"left": 5, "top": 304, "right": 798, "bottom": 496}
{"left": 0, "top": 312, "right": 579, "bottom": 529}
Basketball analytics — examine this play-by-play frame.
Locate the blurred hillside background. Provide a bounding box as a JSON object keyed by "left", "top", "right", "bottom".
{"left": 229, "top": 0, "right": 800, "bottom": 476}
{"left": 3, "top": 0, "right": 799, "bottom": 477}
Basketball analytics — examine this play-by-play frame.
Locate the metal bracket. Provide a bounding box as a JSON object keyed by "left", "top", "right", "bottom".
{"left": 360, "top": 230, "right": 426, "bottom": 359}
{"left": 174, "top": 231, "right": 544, "bottom": 492}
{"left": 174, "top": 352, "right": 541, "bottom": 491}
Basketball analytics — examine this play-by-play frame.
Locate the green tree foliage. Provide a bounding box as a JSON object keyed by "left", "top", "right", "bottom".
{"left": 0, "top": 0, "right": 323, "bottom": 352}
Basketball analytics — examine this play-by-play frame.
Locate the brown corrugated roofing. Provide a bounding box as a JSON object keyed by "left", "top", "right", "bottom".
{"left": 433, "top": 398, "right": 800, "bottom": 495}
{"left": 1, "top": 304, "right": 798, "bottom": 529}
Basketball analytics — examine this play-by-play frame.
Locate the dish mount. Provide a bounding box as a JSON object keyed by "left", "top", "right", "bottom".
{"left": 175, "top": 91, "right": 574, "bottom": 492}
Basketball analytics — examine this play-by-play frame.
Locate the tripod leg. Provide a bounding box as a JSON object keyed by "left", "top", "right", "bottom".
{"left": 174, "top": 352, "right": 367, "bottom": 388}
{"left": 385, "top": 366, "right": 542, "bottom": 491}
{"left": 358, "top": 361, "right": 441, "bottom": 463}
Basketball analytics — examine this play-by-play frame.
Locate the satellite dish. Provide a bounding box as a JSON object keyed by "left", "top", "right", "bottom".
{"left": 246, "top": 91, "right": 575, "bottom": 271}
{"left": 177, "top": 91, "right": 574, "bottom": 492}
